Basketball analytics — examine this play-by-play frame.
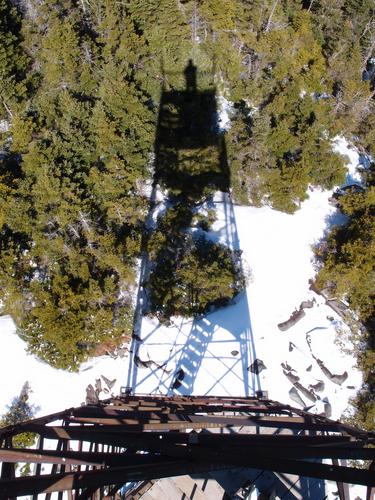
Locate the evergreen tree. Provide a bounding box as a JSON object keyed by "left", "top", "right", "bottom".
{"left": 0, "top": 0, "right": 373, "bottom": 389}
{"left": 0, "top": 0, "right": 30, "bottom": 117}
{"left": 315, "top": 166, "right": 375, "bottom": 431}
{"left": 0, "top": 382, "right": 37, "bottom": 448}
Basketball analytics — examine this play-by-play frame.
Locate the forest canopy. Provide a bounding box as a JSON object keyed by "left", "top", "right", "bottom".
{"left": 0, "top": 0, "right": 374, "bottom": 386}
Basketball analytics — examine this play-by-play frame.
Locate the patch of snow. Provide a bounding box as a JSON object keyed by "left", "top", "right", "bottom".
{"left": 0, "top": 315, "right": 128, "bottom": 417}
{"left": 359, "top": 153, "right": 372, "bottom": 169}
{"left": 216, "top": 95, "right": 233, "bottom": 131}
{"left": 0, "top": 120, "right": 9, "bottom": 133}
{"left": 0, "top": 135, "right": 368, "bottom": 498}
{"left": 312, "top": 92, "right": 331, "bottom": 100}
{"left": 127, "top": 189, "right": 363, "bottom": 414}
{"left": 136, "top": 179, "right": 153, "bottom": 198}
{"left": 332, "top": 136, "right": 364, "bottom": 185}
{"left": 243, "top": 99, "right": 259, "bottom": 117}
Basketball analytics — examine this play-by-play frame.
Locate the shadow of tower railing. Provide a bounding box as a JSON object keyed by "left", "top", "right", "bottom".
{"left": 127, "top": 61, "right": 259, "bottom": 396}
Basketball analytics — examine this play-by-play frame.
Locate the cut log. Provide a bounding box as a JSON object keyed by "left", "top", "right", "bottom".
{"left": 300, "top": 299, "right": 315, "bottom": 309}
{"left": 316, "top": 358, "right": 348, "bottom": 385}
{"left": 95, "top": 378, "right": 102, "bottom": 396}
{"left": 324, "top": 401, "right": 332, "bottom": 418}
{"left": 278, "top": 308, "right": 305, "bottom": 331}
{"left": 281, "top": 362, "right": 293, "bottom": 372}
{"left": 101, "top": 375, "right": 116, "bottom": 390}
{"left": 85, "top": 384, "right": 98, "bottom": 405}
{"left": 294, "top": 382, "right": 317, "bottom": 402}
{"left": 309, "top": 380, "right": 325, "bottom": 392}
{"left": 283, "top": 370, "right": 300, "bottom": 385}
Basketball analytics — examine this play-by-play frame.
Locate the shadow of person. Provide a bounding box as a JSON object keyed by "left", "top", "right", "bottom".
{"left": 184, "top": 58, "right": 197, "bottom": 93}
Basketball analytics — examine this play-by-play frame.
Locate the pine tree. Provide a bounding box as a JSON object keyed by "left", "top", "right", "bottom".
{"left": 0, "top": 0, "right": 30, "bottom": 116}
{"left": 0, "top": 382, "right": 37, "bottom": 448}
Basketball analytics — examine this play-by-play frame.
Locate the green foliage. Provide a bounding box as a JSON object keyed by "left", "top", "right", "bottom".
{"left": 316, "top": 182, "right": 375, "bottom": 321}
{"left": 0, "top": 0, "right": 30, "bottom": 115}
{"left": 315, "top": 165, "right": 375, "bottom": 430}
{"left": 0, "top": 0, "right": 154, "bottom": 369}
{"left": 0, "top": 382, "right": 37, "bottom": 448}
{"left": 223, "top": 9, "right": 349, "bottom": 211}
{"left": 148, "top": 230, "right": 244, "bottom": 319}
{"left": 200, "top": 0, "right": 237, "bottom": 31}
{"left": 0, "top": 0, "right": 373, "bottom": 400}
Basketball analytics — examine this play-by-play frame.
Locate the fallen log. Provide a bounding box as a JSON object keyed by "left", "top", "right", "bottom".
{"left": 316, "top": 358, "right": 348, "bottom": 385}
{"left": 309, "top": 380, "right": 325, "bottom": 392}
{"left": 282, "top": 370, "right": 300, "bottom": 385}
{"left": 294, "top": 382, "right": 317, "bottom": 403}
{"left": 278, "top": 308, "right": 305, "bottom": 331}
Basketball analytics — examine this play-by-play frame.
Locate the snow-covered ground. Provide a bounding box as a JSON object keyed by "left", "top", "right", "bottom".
{"left": 127, "top": 189, "right": 362, "bottom": 419}
{"left": 0, "top": 137, "right": 368, "bottom": 498}
{"left": 0, "top": 315, "right": 129, "bottom": 416}
{"left": 332, "top": 136, "right": 368, "bottom": 186}
{"left": 127, "top": 137, "right": 367, "bottom": 416}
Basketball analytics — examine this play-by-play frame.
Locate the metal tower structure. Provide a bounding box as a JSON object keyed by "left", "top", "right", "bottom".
{"left": 0, "top": 395, "right": 374, "bottom": 499}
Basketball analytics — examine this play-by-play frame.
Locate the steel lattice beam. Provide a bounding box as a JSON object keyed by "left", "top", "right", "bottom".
{"left": 0, "top": 395, "right": 374, "bottom": 499}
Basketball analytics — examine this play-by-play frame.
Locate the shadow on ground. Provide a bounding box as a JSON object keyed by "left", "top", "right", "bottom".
{"left": 126, "top": 61, "right": 260, "bottom": 397}
{"left": 124, "top": 63, "right": 326, "bottom": 498}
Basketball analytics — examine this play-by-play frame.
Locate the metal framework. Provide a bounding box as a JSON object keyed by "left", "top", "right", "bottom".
{"left": 0, "top": 395, "right": 374, "bottom": 499}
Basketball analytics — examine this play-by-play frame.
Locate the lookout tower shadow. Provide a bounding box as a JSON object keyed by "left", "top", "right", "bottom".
{"left": 154, "top": 59, "right": 229, "bottom": 200}
{"left": 127, "top": 60, "right": 260, "bottom": 397}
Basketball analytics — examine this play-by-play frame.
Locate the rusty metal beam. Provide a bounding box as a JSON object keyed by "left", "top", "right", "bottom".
{"left": 368, "top": 486, "right": 375, "bottom": 500}
{"left": 66, "top": 413, "right": 369, "bottom": 435}
{"left": 0, "top": 449, "right": 108, "bottom": 467}
{"left": 0, "top": 437, "right": 15, "bottom": 482}
{"left": 333, "top": 459, "right": 350, "bottom": 500}
{"left": 0, "top": 459, "right": 226, "bottom": 497}
{"left": 1, "top": 395, "right": 374, "bottom": 498}
{"left": 1, "top": 441, "right": 374, "bottom": 464}
{"left": 68, "top": 417, "right": 231, "bottom": 431}
{"left": 90, "top": 397, "right": 374, "bottom": 438}
{"left": 1, "top": 395, "right": 370, "bottom": 440}
{"left": 367, "top": 462, "right": 375, "bottom": 500}
{"left": 1, "top": 452, "right": 374, "bottom": 497}
{"left": 0, "top": 443, "right": 375, "bottom": 466}
{"left": 0, "top": 449, "right": 180, "bottom": 467}
{"left": 11, "top": 424, "right": 363, "bottom": 450}
{"left": 0, "top": 409, "right": 73, "bottom": 438}
{"left": 72, "top": 402, "right": 291, "bottom": 415}
{"left": 0, "top": 461, "right": 15, "bottom": 480}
